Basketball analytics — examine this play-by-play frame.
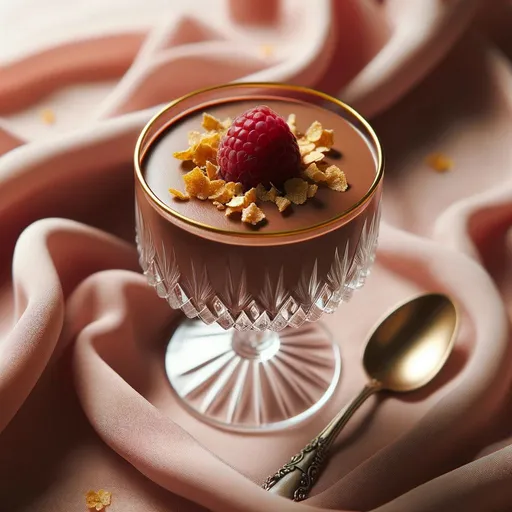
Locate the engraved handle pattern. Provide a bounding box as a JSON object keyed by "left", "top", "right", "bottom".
{"left": 262, "top": 437, "right": 328, "bottom": 501}
{"left": 262, "top": 382, "right": 381, "bottom": 501}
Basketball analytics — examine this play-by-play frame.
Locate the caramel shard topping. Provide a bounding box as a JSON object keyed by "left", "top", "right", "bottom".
{"left": 244, "top": 187, "right": 257, "bottom": 205}
{"left": 202, "top": 113, "right": 224, "bottom": 132}
{"left": 305, "top": 121, "right": 323, "bottom": 142}
{"left": 302, "top": 163, "right": 328, "bottom": 183}
{"left": 208, "top": 179, "right": 226, "bottom": 196}
{"left": 298, "top": 137, "right": 314, "bottom": 146}
{"left": 325, "top": 165, "right": 348, "bottom": 192}
{"left": 206, "top": 161, "right": 219, "bottom": 180}
{"left": 169, "top": 188, "right": 190, "bottom": 200}
{"left": 225, "top": 207, "right": 241, "bottom": 217}
{"left": 307, "top": 184, "right": 318, "bottom": 198}
{"left": 284, "top": 178, "right": 309, "bottom": 205}
{"left": 86, "top": 489, "right": 111, "bottom": 511}
{"left": 193, "top": 141, "right": 217, "bottom": 167}
{"left": 303, "top": 151, "right": 325, "bottom": 165}
{"left": 201, "top": 131, "right": 221, "bottom": 147}
{"left": 287, "top": 113, "right": 298, "bottom": 136}
{"left": 316, "top": 129, "right": 334, "bottom": 149}
{"left": 183, "top": 167, "right": 211, "bottom": 199}
{"left": 426, "top": 152, "right": 452, "bottom": 172}
{"left": 255, "top": 183, "right": 266, "bottom": 200}
{"left": 209, "top": 181, "right": 237, "bottom": 203}
{"left": 275, "top": 196, "right": 291, "bottom": 212}
{"left": 173, "top": 140, "right": 217, "bottom": 166}
{"left": 226, "top": 195, "right": 246, "bottom": 209}
{"left": 305, "top": 121, "right": 334, "bottom": 149}
{"left": 234, "top": 183, "right": 244, "bottom": 196}
{"left": 299, "top": 143, "right": 316, "bottom": 157}
{"left": 40, "top": 108, "right": 56, "bottom": 125}
{"left": 173, "top": 147, "right": 195, "bottom": 162}
{"left": 256, "top": 184, "right": 279, "bottom": 202}
{"left": 242, "top": 202, "right": 266, "bottom": 225}
{"left": 174, "top": 132, "right": 220, "bottom": 167}
{"left": 188, "top": 131, "right": 202, "bottom": 146}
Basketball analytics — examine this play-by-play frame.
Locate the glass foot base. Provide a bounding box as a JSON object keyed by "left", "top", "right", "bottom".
{"left": 165, "top": 319, "right": 341, "bottom": 432}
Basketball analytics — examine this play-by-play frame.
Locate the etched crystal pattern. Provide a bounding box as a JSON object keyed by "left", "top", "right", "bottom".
{"left": 135, "top": 201, "right": 381, "bottom": 332}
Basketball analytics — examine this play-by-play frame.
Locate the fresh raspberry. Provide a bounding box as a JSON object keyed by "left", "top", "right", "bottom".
{"left": 217, "top": 105, "right": 301, "bottom": 189}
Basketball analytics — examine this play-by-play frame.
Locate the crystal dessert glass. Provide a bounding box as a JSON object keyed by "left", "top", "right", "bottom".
{"left": 134, "top": 83, "right": 383, "bottom": 432}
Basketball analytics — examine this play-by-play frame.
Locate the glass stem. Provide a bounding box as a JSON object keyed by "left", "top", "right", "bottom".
{"left": 232, "top": 330, "right": 281, "bottom": 361}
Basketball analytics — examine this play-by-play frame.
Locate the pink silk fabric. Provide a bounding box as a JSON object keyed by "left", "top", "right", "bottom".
{"left": 1, "top": 0, "right": 512, "bottom": 510}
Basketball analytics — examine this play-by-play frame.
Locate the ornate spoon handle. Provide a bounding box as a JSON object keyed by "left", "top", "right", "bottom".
{"left": 262, "top": 381, "right": 381, "bottom": 501}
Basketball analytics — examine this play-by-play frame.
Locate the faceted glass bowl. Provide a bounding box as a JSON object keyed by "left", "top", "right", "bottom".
{"left": 134, "top": 83, "right": 383, "bottom": 431}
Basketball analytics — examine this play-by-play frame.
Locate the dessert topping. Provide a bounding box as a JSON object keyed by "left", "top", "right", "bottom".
{"left": 171, "top": 108, "right": 348, "bottom": 227}
{"left": 426, "top": 152, "right": 452, "bottom": 172}
{"left": 85, "top": 489, "right": 112, "bottom": 511}
{"left": 216, "top": 105, "right": 301, "bottom": 189}
{"left": 275, "top": 196, "right": 291, "bottom": 212}
{"left": 284, "top": 178, "right": 309, "bottom": 205}
{"left": 242, "top": 202, "right": 266, "bottom": 225}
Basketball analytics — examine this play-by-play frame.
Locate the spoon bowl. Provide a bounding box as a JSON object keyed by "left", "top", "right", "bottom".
{"left": 363, "top": 293, "right": 458, "bottom": 392}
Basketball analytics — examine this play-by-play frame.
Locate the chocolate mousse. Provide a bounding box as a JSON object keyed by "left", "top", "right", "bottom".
{"left": 142, "top": 97, "right": 378, "bottom": 235}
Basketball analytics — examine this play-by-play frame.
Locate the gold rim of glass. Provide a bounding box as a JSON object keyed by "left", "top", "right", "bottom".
{"left": 134, "top": 82, "right": 384, "bottom": 238}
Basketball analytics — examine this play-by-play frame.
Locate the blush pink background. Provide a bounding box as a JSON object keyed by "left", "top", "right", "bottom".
{"left": 1, "top": 0, "right": 512, "bottom": 511}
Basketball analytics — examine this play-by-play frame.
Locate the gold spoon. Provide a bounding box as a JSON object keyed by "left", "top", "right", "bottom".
{"left": 262, "top": 292, "right": 458, "bottom": 502}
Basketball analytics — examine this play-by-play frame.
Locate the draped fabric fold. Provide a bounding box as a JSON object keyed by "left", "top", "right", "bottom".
{"left": 1, "top": 1, "right": 512, "bottom": 510}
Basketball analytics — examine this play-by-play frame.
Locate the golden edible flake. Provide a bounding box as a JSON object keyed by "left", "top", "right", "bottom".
{"left": 325, "top": 165, "right": 348, "bottom": 192}
{"left": 305, "top": 121, "right": 334, "bottom": 149}
{"left": 275, "top": 196, "right": 291, "bottom": 212}
{"left": 85, "top": 489, "right": 112, "bottom": 511}
{"left": 202, "top": 113, "right": 224, "bottom": 132}
{"left": 244, "top": 187, "right": 257, "bottom": 205}
{"left": 426, "top": 152, "right": 452, "bottom": 172}
{"left": 225, "top": 207, "right": 241, "bottom": 217}
{"left": 303, "top": 151, "right": 325, "bottom": 165}
{"left": 206, "top": 161, "right": 219, "bottom": 180}
{"left": 188, "top": 131, "right": 202, "bottom": 146}
{"left": 209, "top": 181, "right": 237, "bottom": 203}
{"left": 299, "top": 143, "right": 316, "bottom": 157}
{"left": 284, "top": 178, "right": 309, "bottom": 205}
{"left": 242, "top": 202, "right": 266, "bottom": 225}
{"left": 40, "top": 108, "right": 56, "bottom": 125}
{"left": 169, "top": 188, "right": 190, "bottom": 200}
{"left": 234, "top": 183, "right": 244, "bottom": 196}
{"left": 201, "top": 132, "right": 221, "bottom": 148}
{"left": 307, "top": 184, "right": 318, "bottom": 198}
{"left": 183, "top": 167, "right": 211, "bottom": 199}
{"left": 226, "top": 196, "right": 246, "bottom": 209}
{"left": 173, "top": 147, "right": 196, "bottom": 161}
{"left": 305, "top": 121, "right": 323, "bottom": 142}
{"left": 316, "top": 129, "right": 334, "bottom": 149}
{"left": 174, "top": 131, "right": 220, "bottom": 167}
{"left": 287, "top": 113, "right": 298, "bottom": 136}
{"left": 193, "top": 141, "right": 217, "bottom": 167}
{"left": 208, "top": 179, "right": 226, "bottom": 196}
{"left": 302, "top": 163, "right": 328, "bottom": 183}
{"left": 256, "top": 184, "right": 279, "bottom": 202}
